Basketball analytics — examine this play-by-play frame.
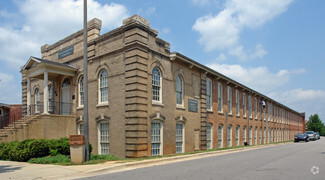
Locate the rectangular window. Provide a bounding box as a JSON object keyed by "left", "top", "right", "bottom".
{"left": 78, "top": 123, "right": 84, "bottom": 135}
{"left": 236, "top": 90, "right": 239, "bottom": 115}
{"left": 248, "top": 96, "right": 252, "bottom": 118}
{"left": 227, "top": 87, "right": 232, "bottom": 114}
{"left": 243, "top": 94, "right": 246, "bottom": 117}
{"left": 218, "top": 83, "right": 223, "bottom": 112}
{"left": 99, "top": 122, "right": 109, "bottom": 155}
{"left": 151, "top": 122, "right": 162, "bottom": 156}
{"left": 176, "top": 123, "right": 184, "bottom": 153}
{"left": 255, "top": 98, "right": 257, "bottom": 119}
{"left": 206, "top": 124, "right": 212, "bottom": 149}
{"left": 206, "top": 79, "right": 212, "bottom": 111}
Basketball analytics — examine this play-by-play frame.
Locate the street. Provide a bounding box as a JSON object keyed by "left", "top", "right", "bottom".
{"left": 81, "top": 138, "right": 325, "bottom": 180}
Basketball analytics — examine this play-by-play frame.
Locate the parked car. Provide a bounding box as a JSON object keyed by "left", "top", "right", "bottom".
{"left": 315, "top": 132, "right": 320, "bottom": 140}
{"left": 294, "top": 133, "right": 309, "bottom": 142}
{"left": 306, "top": 131, "right": 316, "bottom": 141}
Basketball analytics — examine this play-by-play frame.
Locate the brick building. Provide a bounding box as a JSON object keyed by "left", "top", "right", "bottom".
{"left": 3, "top": 15, "right": 305, "bottom": 158}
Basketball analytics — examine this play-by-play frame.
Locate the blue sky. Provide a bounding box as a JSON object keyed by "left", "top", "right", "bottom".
{"left": 0, "top": 0, "right": 324, "bottom": 122}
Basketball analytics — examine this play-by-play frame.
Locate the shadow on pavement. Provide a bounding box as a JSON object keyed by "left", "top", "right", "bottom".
{"left": 0, "top": 165, "right": 22, "bottom": 173}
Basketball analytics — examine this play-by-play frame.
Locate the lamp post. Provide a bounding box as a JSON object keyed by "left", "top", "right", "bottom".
{"left": 83, "top": 0, "right": 90, "bottom": 161}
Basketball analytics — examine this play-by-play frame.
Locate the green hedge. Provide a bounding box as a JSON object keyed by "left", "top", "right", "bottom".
{"left": 0, "top": 138, "right": 91, "bottom": 162}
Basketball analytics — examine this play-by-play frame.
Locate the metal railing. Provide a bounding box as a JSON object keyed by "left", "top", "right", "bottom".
{"left": 28, "top": 102, "right": 72, "bottom": 116}
{"left": 0, "top": 106, "right": 22, "bottom": 129}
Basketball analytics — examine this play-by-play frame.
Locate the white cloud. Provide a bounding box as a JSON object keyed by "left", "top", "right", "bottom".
{"left": 269, "top": 89, "right": 325, "bottom": 122}
{"left": 0, "top": 0, "right": 129, "bottom": 104}
{"left": 0, "top": 73, "right": 20, "bottom": 103}
{"left": 207, "top": 63, "right": 306, "bottom": 93}
{"left": 216, "top": 53, "right": 227, "bottom": 61}
{"left": 193, "top": 0, "right": 293, "bottom": 60}
{"left": 0, "top": 0, "right": 129, "bottom": 67}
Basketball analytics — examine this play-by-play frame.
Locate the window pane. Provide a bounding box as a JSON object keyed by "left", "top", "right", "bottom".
{"left": 99, "top": 70, "right": 108, "bottom": 103}
{"left": 99, "top": 122, "right": 109, "bottom": 154}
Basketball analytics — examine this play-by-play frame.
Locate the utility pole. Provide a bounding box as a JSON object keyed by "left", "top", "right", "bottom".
{"left": 83, "top": 0, "right": 90, "bottom": 161}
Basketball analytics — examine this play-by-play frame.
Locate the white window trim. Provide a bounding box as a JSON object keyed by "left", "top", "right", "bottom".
{"left": 176, "top": 75, "right": 184, "bottom": 107}
{"left": 98, "top": 69, "right": 109, "bottom": 105}
{"left": 206, "top": 78, "right": 212, "bottom": 111}
{"left": 218, "top": 83, "right": 223, "bottom": 113}
{"left": 35, "top": 88, "right": 40, "bottom": 114}
{"left": 77, "top": 123, "right": 84, "bottom": 135}
{"left": 206, "top": 124, "right": 213, "bottom": 150}
{"left": 235, "top": 90, "right": 239, "bottom": 116}
{"left": 227, "top": 87, "right": 232, "bottom": 115}
{"left": 255, "top": 97, "right": 258, "bottom": 119}
{"left": 236, "top": 126, "right": 240, "bottom": 146}
{"left": 176, "top": 122, "right": 185, "bottom": 153}
{"left": 218, "top": 124, "right": 223, "bottom": 148}
{"left": 227, "top": 125, "right": 232, "bottom": 147}
{"left": 243, "top": 93, "right": 246, "bottom": 117}
{"left": 97, "top": 120, "right": 110, "bottom": 155}
{"left": 152, "top": 67, "right": 162, "bottom": 104}
{"left": 0, "top": 108, "right": 3, "bottom": 116}
{"left": 78, "top": 76, "right": 84, "bottom": 108}
{"left": 151, "top": 120, "right": 163, "bottom": 156}
{"left": 248, "top": 95, "right": 252, "bottom": 118}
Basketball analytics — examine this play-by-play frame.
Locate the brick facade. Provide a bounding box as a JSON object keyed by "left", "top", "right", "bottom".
{"left": 19, "top": 15, "right": 305, "bottom": 158}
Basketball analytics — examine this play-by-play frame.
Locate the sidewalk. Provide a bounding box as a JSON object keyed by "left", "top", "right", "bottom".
{"left": 0, "top": 143, "right": 290, "bottom": 180}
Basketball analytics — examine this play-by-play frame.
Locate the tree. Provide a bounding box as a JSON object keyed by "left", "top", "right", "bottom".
{"left": 306, "top": 114, "right": 325, "bottom": 136}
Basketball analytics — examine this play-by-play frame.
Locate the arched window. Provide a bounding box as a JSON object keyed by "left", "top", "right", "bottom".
{"left": 151, "top": 120, "right": 163, "bottom": 156}
{"left": 249, "top": 126, "right": 252, "bottom": 145}
{"left": 152, "top": 67, "right": 162, "bottom": 102}
{"left": 176, "top": 122, "right": 185, "bottom": 153}
{"left": 227, "top": 125, "right": 232, "bottom": 147}
{"left": 218, "top": 124, "right": 223, "bottom": 148}
{"left": 35, "top": 88, "right": 40, "bottom": 113}
{"left": 255, "top": 126, "right": 258, "bottom": 145}
{"left": 0, "top": 108, "right": 3, "bottom": 116}
{"left": 99, "top": 70, "right": 108, "bottom": 103}
{"left": 78, "top": 76, "right": 84, "bottom": 106}
{"left": 248, "top": 95, "right": 252, "bottom": 118}
{"left": 236, "top": 125, "right": 240, "bottom": 146}
{"left": 259, "top": 127, "right": 262, "bottom": 144}
{"left": 206, "top": 124, "right": 213, "bottom": 149}
{"left": 98, "top": 120, "right": 109, "bottom": 154}
{"left": 243, "top": 126, "right": 247, "bottom": 144}
{"left": 176, "top": 75, "right": 184, "bottom": 106}
{"left": 62, "top": 78, "right": 70, "bottom": 87}
{"left": 78, "top": 123, "right": 84, "bottom": 135}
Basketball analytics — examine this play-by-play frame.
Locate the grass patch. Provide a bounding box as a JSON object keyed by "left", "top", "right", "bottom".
{"left": 28, "top": 154, "right": 70, "bottom": 164}
{"left": 28, "top": 154, "right": 121, "bottom": 165}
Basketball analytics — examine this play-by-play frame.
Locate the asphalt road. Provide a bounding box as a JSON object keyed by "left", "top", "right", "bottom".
{"left": 81, "top": 138, "right": 325, "bottom": 180}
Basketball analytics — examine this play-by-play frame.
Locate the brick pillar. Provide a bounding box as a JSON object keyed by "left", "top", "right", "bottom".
{"left": 124, "top": 27, "right": 150, "bottom": 158}
{"left": 200, "top": 72, "right": 207, "bottom": 150}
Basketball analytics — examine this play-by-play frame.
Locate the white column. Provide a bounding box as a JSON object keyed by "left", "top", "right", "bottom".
{"left": 27, "top": 77, "right": 31, "bottom": 115}
{"left": 43, "top": 72, "right": 49, "bottom": 114}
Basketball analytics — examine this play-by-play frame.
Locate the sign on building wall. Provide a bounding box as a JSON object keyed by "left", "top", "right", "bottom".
{"left": 188, "top": 99, "right": 198, "bottom": 112}
{"left": 58, "top": 46, "right": 74, "bottom": 59}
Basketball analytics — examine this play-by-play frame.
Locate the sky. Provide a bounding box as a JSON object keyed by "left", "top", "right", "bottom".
{"left": 0, "top": 0, "right": 324, "bottom": 123}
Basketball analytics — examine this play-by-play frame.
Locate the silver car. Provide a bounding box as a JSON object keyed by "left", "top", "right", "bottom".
{"left": 315, "top": 132, "right": 320, "bottom": 139}
{"left": 306, "top": 131, "right": 316, "bottom": 141}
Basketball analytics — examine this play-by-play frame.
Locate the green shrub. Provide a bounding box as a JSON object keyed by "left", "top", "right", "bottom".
{"left": 29, "top": 139, "right": 51, "bottom": 159}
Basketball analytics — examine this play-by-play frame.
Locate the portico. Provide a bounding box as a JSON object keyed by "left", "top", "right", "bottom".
{"left": 21, "top": 57, "right": 77, "bottom": 115}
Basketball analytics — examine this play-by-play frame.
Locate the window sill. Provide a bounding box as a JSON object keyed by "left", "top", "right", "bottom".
{"left": 218, "top": 112, "right": 224, "bottom": 115}
{"left": 228, "top": 113, "right": 233, "bottom": 117}
{"left": 152, "top": 101, "right": 164, "bottom": 107}
{"left": 96, "top": 103, "right": 109, "bottom": 108}
{"left": 176, "top": 105, "right": 186, "bottom": 110}
{"left": 77, "top": 106, "right": 84, "bottom": 110}
{"left": 236, "top": 115, "right": 241, "bottom": 118}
